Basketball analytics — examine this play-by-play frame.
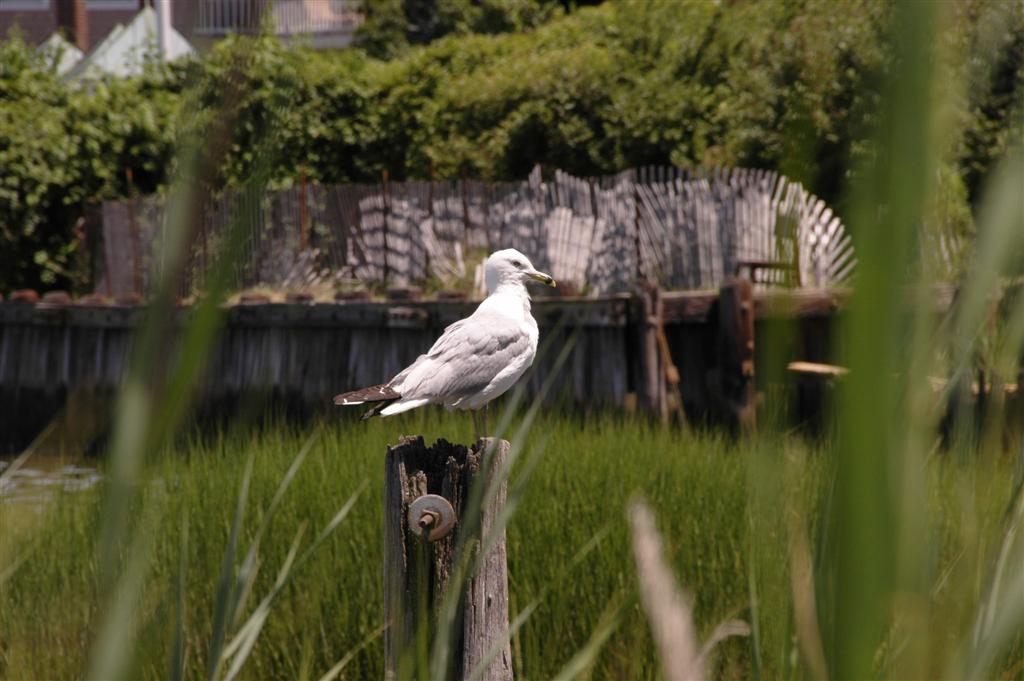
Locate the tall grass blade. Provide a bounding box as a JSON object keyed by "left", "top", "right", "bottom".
{"left": 947, "top": 149, "right": 1024, "bottom": 388}
{"left": 0, "top": 551, "right": 30, "bottom": 588}
{"left": 629, "top": 500, "right": 703, "bottom": 680}
{"left": 230, "top": 433, "right": 317, "bottom": 627}
{"left": 549, "top": 601, "right": 621, "bottom": 681}
{"left": 958, "top": 478, "right": 1024, "bottom": 678}
{"left": 207, "top": 452, "right": 255, "bottom": 681}
{"left": 80, "top": 38, "right": 290, "bottom": 681}
{"left": 0, "top": 449, "right": 37, "bottom": 586}
{"left": 222, "top": 522, "right": 307, "bottom": 681}
{"left": 0, "top": 448, "right": 33, "bottom": 488}
{"left": 830, "top": 0, "right": 939, "bottom": 676}
{"left": 86, "top": 495, "right": 165, "bottom": 681}
{"left": 746, "top": 539, "right": 763, "bottom": 681}
{"left": 316, "top": 623, "right": 387, "bottom": 681}
{"left": 169, "top": 510, "right": 189, "bottom": 681}
{"left": 220, "top": 479, "right": 368, "bottom": 679}
{"left": 786, "top": 504, "right": 828, "bottom": 681}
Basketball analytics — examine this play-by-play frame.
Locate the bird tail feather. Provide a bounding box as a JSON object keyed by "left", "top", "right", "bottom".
{"left": 379, "top": 398, "right": 431, "bottom": 417}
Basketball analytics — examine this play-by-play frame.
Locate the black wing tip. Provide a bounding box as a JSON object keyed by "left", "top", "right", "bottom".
{"left": 334, "top": 384, "right": 401, "bottom": 408}
{"left": 361, "top": 399, "right": 398, "bottom": 420}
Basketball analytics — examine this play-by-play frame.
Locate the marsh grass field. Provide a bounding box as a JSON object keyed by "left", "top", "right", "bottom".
{"left": 1, "top": 412, "right": 1018, "bottom": 680}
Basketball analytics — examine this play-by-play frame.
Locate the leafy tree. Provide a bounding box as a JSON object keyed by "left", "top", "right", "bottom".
{"left": 353, "top": 0, "right": 408, "bottom": 60}
{"left": 954, "top": 0, "right": 1024, "bottom": 201}
{"left": 356, "top": 0, "right": 562, "bottom": 59}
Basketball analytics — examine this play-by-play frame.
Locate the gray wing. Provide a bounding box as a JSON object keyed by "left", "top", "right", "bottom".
{"left": 390, "top": 309, "right": 529, "bottom": 401}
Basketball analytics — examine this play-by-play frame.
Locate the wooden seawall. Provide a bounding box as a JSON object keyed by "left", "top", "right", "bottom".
{"left": 0, "top": 290, "right": 843, "bottom": 453}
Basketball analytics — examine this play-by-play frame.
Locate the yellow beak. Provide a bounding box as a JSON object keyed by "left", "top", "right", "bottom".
{"left": 529, "top": 271, "right": 557, "bottom": 288}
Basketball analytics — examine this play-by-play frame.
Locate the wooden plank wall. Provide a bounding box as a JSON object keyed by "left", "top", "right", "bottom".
{"left": 99, "top": 165, "right": 856, "bottom": 297}
{"left": 0, "top": 292, "right": 843, "bottom": 453}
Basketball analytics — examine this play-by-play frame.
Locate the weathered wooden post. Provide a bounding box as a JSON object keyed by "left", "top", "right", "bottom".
{"left": 384, "top": 436, "right": 513, "bottom": 681}
{"left": 636, "top": 283, "right": 667, "bottom": 420}
{"left": 717, "top": 277, "right": 757, "bottom": 432}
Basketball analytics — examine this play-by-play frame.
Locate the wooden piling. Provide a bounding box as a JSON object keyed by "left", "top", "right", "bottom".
{"left": 384, "top": 436, "right": 513, "bottom": 681}
{"left": 637, "top": 283, "right": 667, "bottom": 419}
{"left": 716, "top": 277, "right": 756, "bottom": 432}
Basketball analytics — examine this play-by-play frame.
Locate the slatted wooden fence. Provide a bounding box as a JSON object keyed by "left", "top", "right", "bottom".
{"left": 98, "top": 165, "right": 856, "bottom": 297}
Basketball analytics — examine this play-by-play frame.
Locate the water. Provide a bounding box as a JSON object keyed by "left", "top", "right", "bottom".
{"left": 0, "top": 458, "right": 102, "bottom": 507}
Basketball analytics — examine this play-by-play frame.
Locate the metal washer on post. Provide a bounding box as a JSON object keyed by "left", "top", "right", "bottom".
{"left": 408, "top": 494, "right": 456, "bottom": 541}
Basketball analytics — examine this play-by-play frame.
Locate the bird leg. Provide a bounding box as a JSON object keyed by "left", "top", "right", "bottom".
{"left": 472, "top": 410, "right": 482, "bottom": 443}
{"left": 482, "top": 403, "right": 489, "bottom": 439}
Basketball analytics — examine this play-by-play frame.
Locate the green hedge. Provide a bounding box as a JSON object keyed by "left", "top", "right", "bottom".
{"left": 0, "top": 35, "right": 177, "bottom": 289}
{"left": 1, "top": 1, "right": 1020, "bottom": 292}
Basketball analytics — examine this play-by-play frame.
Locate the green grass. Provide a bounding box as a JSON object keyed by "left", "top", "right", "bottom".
{"left": 1, "top": 412, "right": 1017, "bottom": 680}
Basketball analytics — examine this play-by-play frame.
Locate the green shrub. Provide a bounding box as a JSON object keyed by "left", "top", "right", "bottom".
{"left": 0, "top": 34, "right": 177, "bottom": 291}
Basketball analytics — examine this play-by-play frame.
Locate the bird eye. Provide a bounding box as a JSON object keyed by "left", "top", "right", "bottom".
{"left": 512, "top": 260, "right": 524, "bottom": 269}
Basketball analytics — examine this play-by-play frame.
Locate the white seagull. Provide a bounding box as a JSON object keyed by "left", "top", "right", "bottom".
{"left": 334, "top": 249, "right": 556, "bottom": 436}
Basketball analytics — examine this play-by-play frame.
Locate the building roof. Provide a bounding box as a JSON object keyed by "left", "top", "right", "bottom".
{"left": 37, "top": 32, "right": 84, "bottom": 76}
{"left": 68, "top": 6, "right": 193, "bottom": 81}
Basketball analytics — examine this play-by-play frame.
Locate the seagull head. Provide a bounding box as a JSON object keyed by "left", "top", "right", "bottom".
{"left": 484, "top": 249, "right": 557, "bottom": 294}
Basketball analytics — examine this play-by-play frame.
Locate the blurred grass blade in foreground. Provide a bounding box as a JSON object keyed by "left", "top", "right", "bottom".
{"left": 829, "top": 0, "right": 939, "bottom": 677}
{"left": 86, "top": 35, "right": 291, "bottom": 681}
{"left": 629, "top": 500, "right": 750, "bottom": 681}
